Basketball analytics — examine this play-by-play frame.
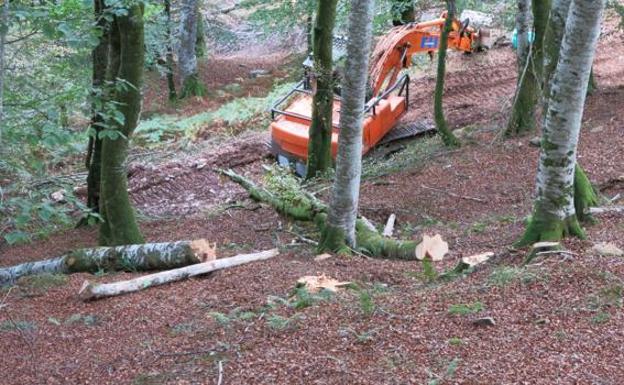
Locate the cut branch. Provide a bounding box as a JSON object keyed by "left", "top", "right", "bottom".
{"left": 79, "top": 249, "right": 279, "bottom": 300}
{"left": 0, "top": 240, "right": 214, "bottom": 285}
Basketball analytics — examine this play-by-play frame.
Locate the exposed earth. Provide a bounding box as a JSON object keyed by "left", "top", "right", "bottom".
{"left": 1, "top": 16, "right": 624, "bottom": 385}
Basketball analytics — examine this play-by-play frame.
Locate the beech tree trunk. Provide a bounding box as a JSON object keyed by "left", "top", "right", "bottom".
{"left": 434, "top": 0, "right": 460, "bottom": 147}
{"left": 306, "top": 0, "right": 338, "bottom": 179}
{"left": 99, "top": 7, "right": 145, "bottom": 246}
{"left": 319, "top": 0, "right": 375, "bottom": 251}
{"left": 518, "top": 0, "right": 605, "bottom": 246}
{"left": 0, "top": 240, "right": 214, "bottom": 285}
{"left": 506, "top": 0, "right": 551, "bottom": 136}
{"left": 179, "top": 0, "right": 206, "bottom": 98}
{"left": 165, "top": 0, "right": 177, "bottom": 101}
{"left": 0, "top": 0, "right": 8, "bottom": 142}
{"left": 84, "top": 0, "right": 110, "bottom": 219}
{"left": 542, "top": 0, "right": 599, "bottom": 222}
{"left": 195, "top": 4, "right": 206, "bottom": 59}
{"left": 80, "top": 249, "right": 279, "bottom": 300}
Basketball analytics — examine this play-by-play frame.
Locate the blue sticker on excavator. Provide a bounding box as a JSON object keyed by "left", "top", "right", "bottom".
{"left": 421, "top": 36, "right": 439, "bottom": 49}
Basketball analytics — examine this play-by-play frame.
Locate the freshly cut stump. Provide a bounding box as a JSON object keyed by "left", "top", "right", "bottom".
{"left": 0, "top": 239, "right": 215, "bottom": 285}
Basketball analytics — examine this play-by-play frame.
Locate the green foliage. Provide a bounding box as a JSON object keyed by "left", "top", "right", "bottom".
{"left": 427, "top": 357, "right": 460, "bottom": 385}
{"left": 358, "top": 290, "right": 376, "bottom": 316}
{"left": 65, "top": 313, "right": 99, "bottom": 326}
{"left": 591, "top": 311, "right": 610, "bottom": 324}
{"left": 447, "top": 301, "right": 484, "bottom": 315}
{"left": 266, "top": 314, "right": 299, "bottom": 331}
{"left": 448, "top": 337, "right": 463, "bottom": 346}
{"left": 487, "top": 266, "right": 541, "bottom": 287}
{"left": 290, "top": 286, "right": 333, "bottom": 310}
{"left": 134, "top": 82, "right": 295, "bottom": 146}
{"left": 362, "top": 135, "right": 443, "bottom": 179}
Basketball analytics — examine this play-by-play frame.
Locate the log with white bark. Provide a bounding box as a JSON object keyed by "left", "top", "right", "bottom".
{"left": 0, "top": 240, "right": 214, "bottom": 285}
{"left": 589, "top": 206, "right": 624, "bottom": 215}
{"left": 79, "top": 248, "right": 279, "bottom": 300}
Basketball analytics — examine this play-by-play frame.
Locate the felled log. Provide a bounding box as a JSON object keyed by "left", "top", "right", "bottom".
{"left": 221, "top": 169, "right": 437, "bottom": 260}
{"left": 79, "top": 248, "right": 279, "bottom": 300}
{"left": 0, "top": 240, "right": 214, "bottom": 285}
{"left": 589, "top": 206, "right": 624, "bottom": 215}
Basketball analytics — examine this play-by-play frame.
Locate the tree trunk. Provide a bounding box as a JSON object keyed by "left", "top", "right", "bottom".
{"left": 179, "top": 0, "right": 206, "bottom": 98}
{"left": 83, "top": 0, "right": 110, "bottom": 221}
{"left": 306, "top": 0, "right": 338, "bottom": 179}
{"left": 392, "top": 0, "right": 415, "bottom": 26}
{"left": 542, "top": 0, "right": 599, "bottom": 223}
{"left": 99, "top": 6, "right": 145, "bottom": 246}
{"left": 0, "top": 240, "right": 215, "bottom": 285}
{"left": 165, "top": 0, "right": 177, "bottom": 101}
{"left": 195, "top": 3, "right": 206, "bottom": 59}
{"left": 433, "top": 1, "right": 460, "bottom": 147}
{"left": 0, "top": 0, "right": 8, "bottom": 143}
{"left": 319, "top": 0, "right": 375, "bottom": 251}
{"left": 505, "top": 0, "right": 551, "bottom": 136}
{"left": 518, "top": 0, "right": 606, "bottom": 246}
{"left": 79, "top": 249, "right": 279, "bottom": 300}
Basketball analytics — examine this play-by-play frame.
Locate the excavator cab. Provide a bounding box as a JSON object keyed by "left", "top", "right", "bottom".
{"left": 269, "top": 13, "right": 487, "bottom": 175}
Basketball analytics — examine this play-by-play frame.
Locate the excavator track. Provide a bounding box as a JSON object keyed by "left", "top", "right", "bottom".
{"left": 378, "top": 120, "right": 435, "bottom": 144}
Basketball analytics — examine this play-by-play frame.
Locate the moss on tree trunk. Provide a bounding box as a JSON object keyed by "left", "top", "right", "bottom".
{"left": 195, "top": 3, "right": 206, "bottom": 59}
{"left": 506, "top": 0, "right": 551, "bottom": 136}
{"left": 434, "top": 0, "right": 460, "bottom": 147}
{"left": 306, "top": 0, "right": 338, "bottom": 179}
{"left": 84, "top": 0, "right": 110, "bottom": 221}
{"left": 98, "top": 6, "right": 145, "bottom": 246}
{"left": 165, "top": 0, "right": 177, "bottom": 101}
{"left": 574, "top": 164, "right": 599, "bottom": 222}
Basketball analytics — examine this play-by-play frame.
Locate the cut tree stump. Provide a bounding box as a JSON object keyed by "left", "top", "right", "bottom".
{"left": 382, "top": 214, "right": 396, "bottom": 237}
{"left": 0, "top": 240, "right": 215, "bottom": 285}
{"left": 79, "top": 248, "right": 279, "bottom": 300}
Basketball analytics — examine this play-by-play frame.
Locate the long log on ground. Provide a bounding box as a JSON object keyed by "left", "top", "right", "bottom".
{"left": 0, "top": 240, "right": 214, "bottom": 285}
{"left": 79, "top": 248, "right": 279, "bottom": 300}
{"left": 222, "top": 169, "right": 430, "bottom": 260}
{"left": 589, "top": 206, "right": 624, "bottom": 215}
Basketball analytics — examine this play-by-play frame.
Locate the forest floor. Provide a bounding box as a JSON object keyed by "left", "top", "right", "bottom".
{"left": 1, "top": 20, "right": 624, "bottom": 385}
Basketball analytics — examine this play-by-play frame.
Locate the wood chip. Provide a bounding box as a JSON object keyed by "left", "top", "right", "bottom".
{"left": 296, "top": 275, "right": 350, "bottom": 293}
{"left": 313, "top": 253, "right": 333, "bottom": 262}
{"left": 415, "top": 234, "right": 448, "bottom": 261}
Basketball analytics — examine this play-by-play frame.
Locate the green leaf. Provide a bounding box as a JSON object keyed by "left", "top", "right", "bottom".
{"left": 4, "top": 231, "right": 30, "bottom": 245}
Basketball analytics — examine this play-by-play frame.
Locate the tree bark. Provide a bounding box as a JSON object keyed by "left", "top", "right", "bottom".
{"left": 542, "top": 0, "right": 599, "bottom": 223}
{"left": 195, "top": 3, "right": 206, "bottom": 59}
{"left": 505, "top": 0, "right": 551, "bottom": 136}
{"left": 79, "top": 249, "right": 279, "bottom": 300}
{"left": 179, "top": 0, "right": 206, "bottom": 98}
{"left": 0, "top": 0, "right": 8, "bottom": 143}
{"left": 518, "top": 0, "right": 606, "bottom": 246}
{"left": 165, "top": 0, "right": 177, "bottom": 101}
{"left": 0, "top": 240, "right": 215, "bottom": 285}
{"left": 319, "top": 0, "right": 375, "bottom": 251}
{"left": 306, "top": 0, "right": 338, "bottom": 179}
{"left": 84, "top": 0, "right": 110, "bottom": 220}
{"left": 434, "top": 1, "right": 460, "bottom": 147}
{"left": 99, "top": 6, "right": 145, "bottom": 246}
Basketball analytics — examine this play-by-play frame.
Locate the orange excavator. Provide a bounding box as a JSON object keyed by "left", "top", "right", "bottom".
{"left": 269, "top": 13, "right": 488, "bottom": 174}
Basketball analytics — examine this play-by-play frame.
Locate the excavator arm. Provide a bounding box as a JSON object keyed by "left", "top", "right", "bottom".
{"left": 369, "top": 13, "right": 485, "bottom": 96}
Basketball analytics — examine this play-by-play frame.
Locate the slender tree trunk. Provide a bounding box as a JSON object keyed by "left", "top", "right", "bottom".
{"left": 83, "top": 0, "right": 110, "bottom": 221}
{"left": 164, "top": 0, "right": 177, "bottom": 101}
{"left": 434, "top": 0, "right": 460, "bottom": 147}
{"left": 306, "top": 0, "right": 338, "bottom": 179}
{"left": 518, "top": 0, "right": 605, "bottom": 246}
{"left": 319, "top": 0, "right": 375, "bottom": 251}
{"left": 0, "top": 0, "right": 8, "bottom": 143}
{"left": 179, "top": 0, "right": 206, "bottom": 98}
{"left": 542, "top": 0, "right": 599, "bottom": 222}
{"left": 506, "top": 0, "right": 551, "bottom": 136}
{"left": 99, "top": 6, "right": 145, "bottom": 246}
{"left": 306, "top": 13, "right": 313, "bottom": 54}
{"left": 392, "top": 0, "right": 415, "bottom": 26}
{"left": 195, "top": 2, "right": 206, "bottom": 59}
